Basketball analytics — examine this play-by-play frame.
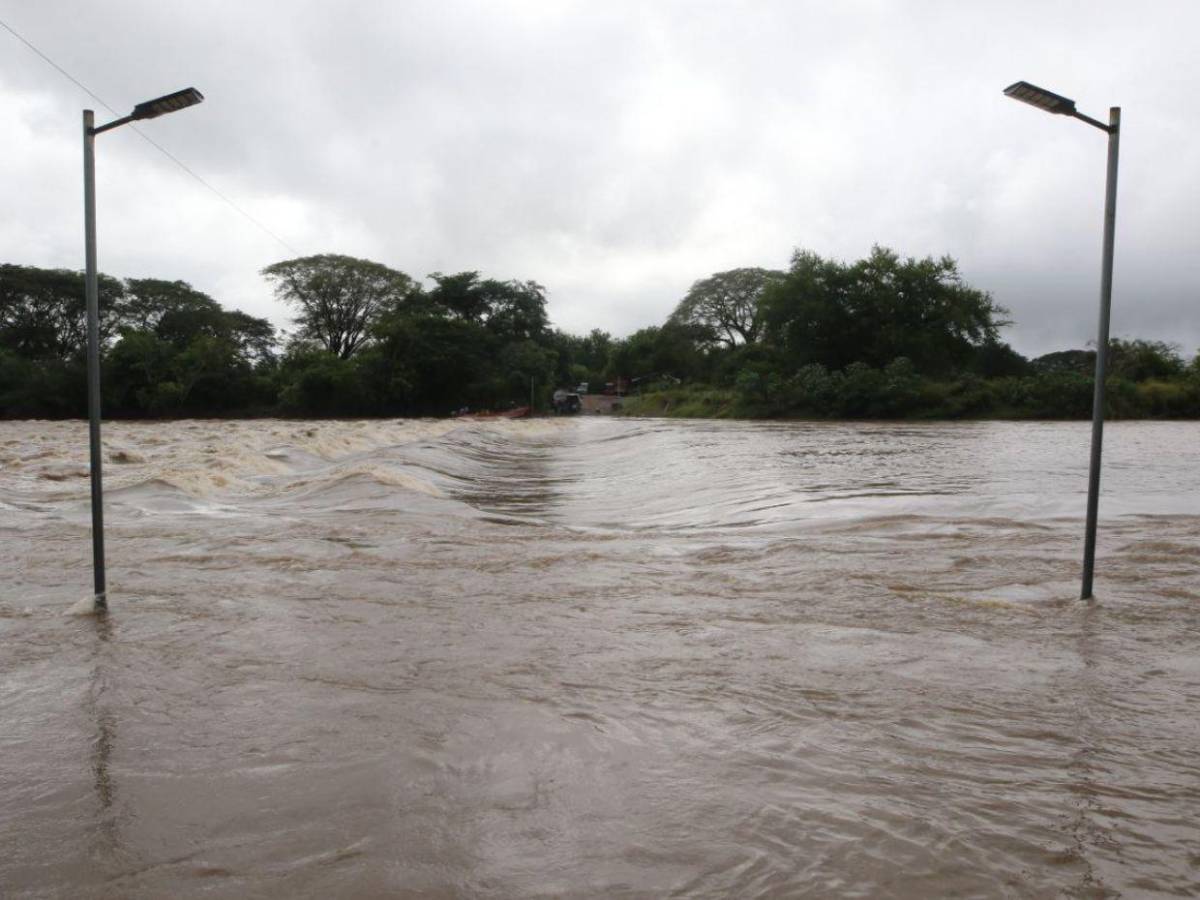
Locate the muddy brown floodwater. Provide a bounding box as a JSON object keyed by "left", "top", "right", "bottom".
{"left": 2, "top": 417, "right": 1198, "bottom": 898}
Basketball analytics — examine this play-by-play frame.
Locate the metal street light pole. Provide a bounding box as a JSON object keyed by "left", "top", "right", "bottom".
{"left": 1082, "top": 106, "right": 1120, "bottom": 601}
{"left": 82, "top": 88, "right": 204, "bottom": 611}
{"left": 1003, "top": 81, "right": 1120, "bottom": 601}
{"left": 82, "top": 109, "right": 106, "bottom": 608}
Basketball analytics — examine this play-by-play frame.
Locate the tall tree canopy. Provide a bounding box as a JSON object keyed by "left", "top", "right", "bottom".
{"left": 425, "top": 271, "right": 550, "bottom": 339}
{"left": 359, "top": 271, "right": 554, "bottom": 413}
{"left": 120, "top": 278, "right": 274, "bottom": 362}
{"left": 0, "top": 264, "right": 125, "bottom": 359}
{"left": 424, "top": 271, "right": 492, "bottom": 322}
{"left": 123, "top": 278, "right": 219, "bottom": 332}
{"left": 760, "top": 247, "right": 1008, "bottom": 374}
{"left": 262, "top": 254, "right": 418, "bottom": 358}
{"left": 668, "top": 267, "right": 785, "bottom": 347}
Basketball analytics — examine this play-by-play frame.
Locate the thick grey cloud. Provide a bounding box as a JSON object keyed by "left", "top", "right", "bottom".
{"left": 2, "top": 0, "right": 1197, "bottom": 358}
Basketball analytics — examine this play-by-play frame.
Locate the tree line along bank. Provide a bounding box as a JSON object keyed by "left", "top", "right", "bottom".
{"left": 2, "top": 249, "right": 1198, "bottom": 420}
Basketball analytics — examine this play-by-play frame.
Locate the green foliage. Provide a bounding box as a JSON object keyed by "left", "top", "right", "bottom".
{"left": 607, "top": 327, "right": 660, "bottom": 379}
{"left": 1, "top": 263, "right": 125, "bottom": 359}
{"left": 277, "top": 348, "right": 366, "bottom": 416}
{"left": 668, "top": 267, "right": 785, "bottom": 347}
{"left": 1107, "top": 338, "right": 1184, "bottom": 381}
{"left": 786, "top": 363, "right": 839, "bottom": 412}
{"left": 0, "top": 348, "right": 86, "bottom": 416}
{"left": 604, "top": 322, "right": 714, "bottom": 387}
{"left": 618, "top": 384, "right": 738, "bottom": 418}
{"left": 497, "top": 340, "right": 557, "bottom": 405}
{"left": 366, "top": 314, "right": 491, "bottom": 414}
{"left": 124, "top": 278, "right": 216, "bottom": 331}
{"left": 424, "top": 271, "right": 492, "bottom": 322}
{"left": 1135, "top": 379, "right": 1200, "bottom": 416}
{"left": 619, "top": 247, "right": 1197, "bottom": 422}
{"left": 970, "top": 339, "right": 1030, "bottom": 378}
{"left": 575, "top": 329, "right": 614, "bottom": 376}
{"left": 760, "top": 247, "right": 1008, "bottom": 375}
{"left": 914, "top": 373, "right": 993, "bottom": 419}
{"left": 3, "top": 254, "right": 1198, "bottom": 422}
{"left": 768, "top": 358, "right": 922, "bottom": 418}
{"left": 106, "top": 329, "right": 178, "bottom": 413}
{"left": 1, "top": 264, "right": 277, "bottom": 418}
{"left": 117, "top": 278, "right": 277, "bottom": 368}
{"left": 262, "top": 254, "right": 418, "bottom": 358}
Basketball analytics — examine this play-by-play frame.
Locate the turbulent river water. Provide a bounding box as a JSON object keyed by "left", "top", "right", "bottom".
{"left": 2, "top": 417, "right": 1198, "bottom": 898}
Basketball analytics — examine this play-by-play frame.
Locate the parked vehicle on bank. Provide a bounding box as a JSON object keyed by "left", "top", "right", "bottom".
{"left": 552, "top": 389, "right": 582, "bottom": 414}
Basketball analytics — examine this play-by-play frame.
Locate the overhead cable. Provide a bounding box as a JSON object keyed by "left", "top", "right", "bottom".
{"left": 0, "top": 15, "right": 302, "bottom": 257}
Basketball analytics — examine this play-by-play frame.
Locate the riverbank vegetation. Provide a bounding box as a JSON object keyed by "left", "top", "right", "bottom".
{"left": 618, "top": 247, "right": 1200, "bottom": 419}
{"left": 2, "top": 251, "right": 1198, "bottom": 419}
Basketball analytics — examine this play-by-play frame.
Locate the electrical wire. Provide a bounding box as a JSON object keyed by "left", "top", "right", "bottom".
{"left": 0, "top": 15, "right": 302, "bottom": 257}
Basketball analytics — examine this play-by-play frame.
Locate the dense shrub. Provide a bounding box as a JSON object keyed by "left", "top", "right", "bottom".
{"left": 277, "top": 349, "right": 367, "bottom": 416}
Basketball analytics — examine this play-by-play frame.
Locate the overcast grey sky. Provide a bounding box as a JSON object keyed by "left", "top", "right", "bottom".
{"left": 2, "top": 0, "right": 1197, "bottom": 357}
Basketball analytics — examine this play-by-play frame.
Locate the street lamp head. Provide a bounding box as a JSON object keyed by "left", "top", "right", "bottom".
{"left": 1003, "top": 81, "right": 1076, "bottom": 116}
{"left": 130, "top": 87, "right": 204, "bottom": 121}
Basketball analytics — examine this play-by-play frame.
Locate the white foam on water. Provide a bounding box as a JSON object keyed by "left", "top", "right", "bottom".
{"left": 63, "top": 595, "right": 104, "bottom": 616}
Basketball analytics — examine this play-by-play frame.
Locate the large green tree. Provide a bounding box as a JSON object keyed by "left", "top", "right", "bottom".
{"left": 668, "top": 267, "right": 785, "bottom": 347}
{"left": 262, "top": 254, "right": 418, "bottom": 358}
{"left": 122, "top": 278, "right": 276, "bottom": 363}
{"left": 362, "top": 271, "right": 554, "bottom": 413}
{"left": 123, "top": 278, "right": 219, "bottom": 331}
{"left": 425, "top": 271, "right": 550, "bottom": 340}
{"left": 365, "top": 312, "right": 492, "bottom": 414}
{"left": 760, "top": 247, "right": 1008, "bottom": 374}
{"left": 0, "top": 264, "right": 126, "bottom": 359}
